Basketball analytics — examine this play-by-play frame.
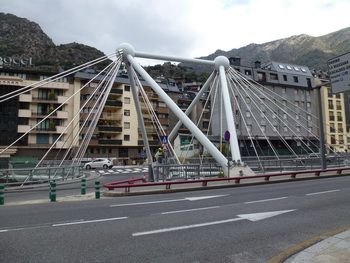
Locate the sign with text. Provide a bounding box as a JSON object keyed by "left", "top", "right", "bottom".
{"left": 328, "top": 52, "right": 350, "bottom": 93}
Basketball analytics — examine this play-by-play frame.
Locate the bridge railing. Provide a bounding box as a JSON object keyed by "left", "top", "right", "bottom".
{"left": 0, "top": 165, "right": 83, "bottom": 187}
{"left": 103, "top": 166, "right": 350, "bottom": 192}
{"left": 153, "top": 163, "right": 223, "bottom": 182}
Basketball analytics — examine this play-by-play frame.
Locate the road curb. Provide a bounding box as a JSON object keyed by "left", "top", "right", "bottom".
{"left": 268, "top": 226, "right": 350, "bottom": 263}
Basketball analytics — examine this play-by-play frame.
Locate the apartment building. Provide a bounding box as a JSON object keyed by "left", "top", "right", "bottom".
{"left": 313, "top": 75, "right": 348, "bottom": 152}
{"left": 0, "top": 69, "right": 79, "bottom": 164}
{"left": 210, "top": 59, "right": 318, "bottom": 156}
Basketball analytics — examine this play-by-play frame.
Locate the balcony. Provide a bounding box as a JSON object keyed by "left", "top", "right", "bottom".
{"left": 138, "top": 127, "right": 157, "bottom": 134}
{"left": 99, "top": 126, "right": 122, "bottom": 133}
{"left": 33, "top": 127, "right": 57, "bottom": 133}
{"left": 105, "top": 100, "right": 123, "bottom": 107}
{"left": 100, "top": 112, "right": 122, "bottom": 120}
{"left": 19, "top": 94, "right": 32, "bottom": 102}
{"left": 17, "top": 125, "right": 31, "bottom": 133}
{"left": 138, "top": 140, "right": 159, "bottom": 145}
{"left": 110, "top": 88, "right": 123, "bottom": 95}
{"left": 18, "top": 109, "right": 32, "bottom": 118}
{"left": 156, "top": 106, "right": 169, "bottom": 114}
{"left": 98, "top": 139, "right": 122, "bottom": 145}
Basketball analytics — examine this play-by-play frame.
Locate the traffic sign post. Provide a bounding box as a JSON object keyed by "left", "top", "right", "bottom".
{"left": 328, "top": 52, "right": 350, "bottom": 93}
{"left": 224, "top": 131, "right": 231, "bottom": 177}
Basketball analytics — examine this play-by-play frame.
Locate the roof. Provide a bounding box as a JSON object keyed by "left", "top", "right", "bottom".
{"left": 262, "top": 62, "right": 313, "bottom": 76}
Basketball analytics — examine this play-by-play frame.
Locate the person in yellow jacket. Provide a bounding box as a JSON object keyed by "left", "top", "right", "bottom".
{"left": 155, "top": 147, "right": 164, "bottom": 164}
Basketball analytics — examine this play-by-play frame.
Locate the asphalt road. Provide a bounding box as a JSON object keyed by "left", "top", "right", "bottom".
{"left": 1, "top": 175, "right": 350, "bottom": 262}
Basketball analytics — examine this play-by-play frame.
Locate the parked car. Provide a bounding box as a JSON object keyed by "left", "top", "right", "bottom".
{"left": 84, "top": 158, "right": 113, "bottom": 169}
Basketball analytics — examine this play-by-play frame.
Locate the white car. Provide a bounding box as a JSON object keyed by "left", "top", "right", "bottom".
{"left": 84, "top": 158, "right": 113, "bottom": 169}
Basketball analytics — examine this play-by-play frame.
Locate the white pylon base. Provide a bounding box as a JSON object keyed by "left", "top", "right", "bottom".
{"left": 227, "top": 164, "right": 255, "bottom": 177}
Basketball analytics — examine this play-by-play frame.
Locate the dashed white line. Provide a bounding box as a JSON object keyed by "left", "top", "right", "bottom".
{"left": 160, "top": 206, "right": 221, "bottom": 215}
{"left": 53, "top": 217, "right": 127, "bottom": 227}
{"left": 244, "top": 197, "right": 288, "bottom": 204}
{"left": 306, "top": 189, "right": 340, "bottom": 196}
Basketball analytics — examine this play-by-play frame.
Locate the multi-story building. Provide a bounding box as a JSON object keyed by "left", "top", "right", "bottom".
{"left": 0, "top": 69, "right": 79, "bottom": 167}
{"left": 313, "top": 73, "right": 348, "bottom": 152}
{"left": 210, "top": 59, "right": 318, "bottom": 156}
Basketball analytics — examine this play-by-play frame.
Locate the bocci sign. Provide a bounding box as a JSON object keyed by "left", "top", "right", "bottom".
{"left": 0, "top": 56, "right": 33, "bottom": 67}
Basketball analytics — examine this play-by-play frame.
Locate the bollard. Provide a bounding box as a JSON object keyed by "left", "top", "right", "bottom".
{"left": 0, "top": 185, "right": 5, "bottom": 205}
{"left": 50, "top": 181, "right": 56, "bottom": 202}
{"left": 81, "top": 178, "right": 86, "bottom": 195}
{"left": 95, "top": 181, "right": 100, "bottom": 199}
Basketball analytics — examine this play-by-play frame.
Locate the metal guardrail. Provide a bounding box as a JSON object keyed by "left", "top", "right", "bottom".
{"left": 153, "top": 163, "right": 223, "bottom": 181}
{"left": 0, "top": 165, "right": 83, "bottom": 187}
{"left": 103, "top": 167, "right": 350, "bottom": 192}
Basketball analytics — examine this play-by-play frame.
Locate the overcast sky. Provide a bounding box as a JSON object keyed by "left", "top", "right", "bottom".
{"left": 1, "top": 0, "right": 349, "bottom": 65}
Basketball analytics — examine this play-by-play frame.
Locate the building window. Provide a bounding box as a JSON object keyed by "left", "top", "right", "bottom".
{"left": 36, "top": 134, "right": 49, "bottom": 144}
{"left": 124, "top": 97, "right": 130, "bottom": 104}
{"left": 328, "top": 100, "right": 334, "bottom": 109}
{"left": 293, "top": 76, "right": 299, "bottom": 83}
{"left": 283, "top": 75, "right": 287, "bottom": 81}
{"left": 124, "top": 135, "right": 130, "bottom": 141}
{"left": 124, "top": 110, "right": 130, "bottom": 116}
{"left": 282, "top": 88, "right": 286, "bottom": 93}
{"left": 270, "top": 73, "right": 278, "bottom": 80}
{"left": 124, "top": 122, "right": 130, "bottom": 129}
{"left": 119, "top": 148, "right": 128, "bottom": 157}
{"left": 124, "top": 85, "right": 131, "bottom": 92}
{"left": 245, "top": 70, "right": 251, "bottom": 75}
{"left": 246, "top": 111, "right": 251, "bottom": 117}
{"left": 19, "top": 102, "right": 30, "bottom": 109}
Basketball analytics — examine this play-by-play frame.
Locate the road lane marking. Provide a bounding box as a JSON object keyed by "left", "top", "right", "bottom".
{"left": 53, "top": 217, "right": 127, "bottom": 227}
{"left": 133, "top": 218, "right": 245, "bottom": 236}
{"left": 111, "top": 199, "right": 184, "bottom": 207}
{"left": 110, "top": 195, "right": 227, "bottom": 207}
{"left": 306, "top": 189, "right": 340, "bottom": 196}
{"left": 160, "top": 206, "right": 221, "bottom": 215}
{"left": 244, "top": 197, "right": 288, "bottom": 204}
{"left": 133, "top": 210, "right": 295, "bottom": 236}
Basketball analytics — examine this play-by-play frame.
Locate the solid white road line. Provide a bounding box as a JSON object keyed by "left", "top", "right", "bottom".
{"left": 132, "top": 217, "right": 244, "bottom": 236}
{"left": 53, "top": 217, "right": 127, "bottom": 227}
{"left": 111, "top": 195, "right": 227, "bottom": 207}
{"left": 110, "top": 199, "right": 184, "bottom": 207}
{"left": 160, "top": 206, "right": 221, "bottom": 215}
{"left": 306, "top": 189, "right": 340, "bottom": 196}
{"left": 244, "top": 197, "right": 288, "bottom": 204}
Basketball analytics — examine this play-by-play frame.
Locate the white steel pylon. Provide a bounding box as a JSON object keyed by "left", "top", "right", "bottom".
{"left": 118, "top": 43, "right": 254, "bottom": 176}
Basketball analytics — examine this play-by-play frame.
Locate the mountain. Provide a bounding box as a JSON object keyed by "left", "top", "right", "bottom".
{"left": 184, "top": 27, "right": 350, "bottom": 73}
{"left": 0, "top": 13, "right": 110, "bottom": 71}
{"left": 1, "top": 12, "right": 349, "bottom": 74}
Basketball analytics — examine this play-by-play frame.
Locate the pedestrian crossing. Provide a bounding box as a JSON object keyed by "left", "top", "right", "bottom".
{"left": 90, "top": 167, "right": 149, "bottom": 175}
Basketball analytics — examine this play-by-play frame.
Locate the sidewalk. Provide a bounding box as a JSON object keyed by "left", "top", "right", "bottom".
{"left": 281, "top": 228, "right": 350, "bottom": 263}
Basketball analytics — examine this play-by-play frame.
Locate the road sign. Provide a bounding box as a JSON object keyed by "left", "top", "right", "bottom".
{"left": 141, "top": 151, "right": 146, "bottom": 158}
{"left": 224, "top": 130, "right": 230, "bottom": 142}
{"left": 328, "top": 52, "right": 350, "bottom": 93}
{"left": 161, "top": 135, "right": 168, "bottom": 144}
